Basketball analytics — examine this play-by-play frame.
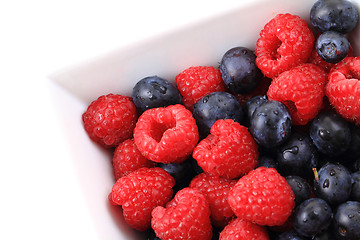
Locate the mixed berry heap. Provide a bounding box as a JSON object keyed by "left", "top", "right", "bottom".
{"left": 81, "top": 0, "right": 360, "bottom": 239}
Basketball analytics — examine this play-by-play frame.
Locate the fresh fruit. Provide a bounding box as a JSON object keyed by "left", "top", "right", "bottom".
{"left": 292, "top": 198, "right": 332, "bottom": 238}
{"left": 249, "top": 100, "right": 292, "bottom": 148}
{"left": 151, "top": 188, "right": 213, "bottom": 240}
{"left": 276, "top": 132, "right": 318, "bottom": 178}
{"left": 255, "top": 13, "right": 314, "bottom": 78}
{"left": 193, "top": 119, "right": 258, "bottom": 179}
{"left": 309, "top": 111, "right": 351, "bottom": 156}
{"left": 276, "top": 230, "right": 308, "bottom": 240}
{"left": 219, "top": 218, "right": 269, "bottom": 240}
{"left": 267, "top": 63, "right": 327, "bottom": 125}
{"left": 257, "top": 155, "right": 279, "bottom": 171}
{"left": 313, "top": 162, "right": 352, "bottom": 206}
{"left": 192, "top": 92, "right": 243, "bottom": 137}
{"left": 108, "top": 167, "right": 174, "bottom": 231}
{"left": 333, "top": 201, "right": 360, "bottom": 240}
{"left": 175, "top": 66, "right": 226, "bottom": 111}
{"left": 82, "top": 94, "right": 137, "bottom": 148}
{"left": 132, "top": 76, "right": 182, "bottom": 113}
{"left": 310, "top": 0, "right": 359, "bottom": 34}
{"left": 285, "top": 176, "right": 311, "bottom": 206}
{"left": 350, "top": 171, "right": 360, "bottom": 201}
{"left": 220, "top": 47, "right": 262, "bottom": 94}
{"left": 112, "top": 138, "right": 155, "bottom": 180}
{"left": 228, "top": 167, "right": 295, "bottom": 226}
{"left": 243, "top": 95, "right": 268, "bottom": 125}
{"left": 133, "top": 104, "right": 199, "bottom": 163}
{"left": 325, "top": 56, "right": 360, "bottom": 125}
{"left": 316, "top": 31, "right": 350, "bottom": 63}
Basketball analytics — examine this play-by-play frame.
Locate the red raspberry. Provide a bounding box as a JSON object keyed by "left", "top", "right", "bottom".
{"left": 255, "top": 14, "right": 314, "bottom": 79}
{"left": 112, "top": 139, "right": 155, "bottom": 180}
{"left": 175, "top": 66, "right": 226, "bottom": 110}
{"left": 108, "top": 167, "right": 174, "bottom": 231}
{"left": 228, "top": 167, "right": 295, "bottom": 226}
{"left": 267, "top": 63, "right": 328, "bottom": 125}
{"left": 326, "top": 57, "right": 360, "bottom": 125}
{"left": 82, "top": 94, "right": 137, "bottom": 148}
{"left": 193, "top": 119, "right": 258, "bottom": 179}
{"left": 133, "top": 104, "right": 199, "bottom": 163}
{"left": 219, "top": 218, "right": 269, "bottom": 240}
{"left": 190, "top": 173, "right": 236, "bottom": 227}
{"left": 151, "top": 188, "right": 212, "bottom": 240}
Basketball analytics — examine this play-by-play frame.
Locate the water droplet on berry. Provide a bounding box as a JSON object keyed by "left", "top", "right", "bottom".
{"left": 348, "top": 214, "right": 354, "bottom": 219}
{"left": 283, "top": 146, "right": 299, "bottom": 158}
{"left": 303, "top": 218, "right": 308, "bottom": 223}
{"left": 319, "top": 129, "right": 331, "bottom": 140}
{"left": 273, "top": 110, "right": 279, "bottom": 115}
{"left": 330, "top": 169, "right": 336, "bottom": 176}
{"left": 323, "top": 179, "right": 330, "bottom": 188}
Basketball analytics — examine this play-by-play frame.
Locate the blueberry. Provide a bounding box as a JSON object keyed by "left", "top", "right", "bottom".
{"left": 316, "top": 31, "right": 349, "bottom": 63}
{"left": 258, "top": 155, "right": 279, "bottom": 171}
{"left": 249, "top": 100, "right": 292, "bottom": 148}
{"left": 333, "top": 201, "right": 360, "bottom": 240}
{"left": 350, "top": 171, "right": 360, "bottom": 201}
{"left": 313, "top": 162, "right": 352, "bottom": 206}
{"left": 220, "top": 47, "right": 262, "bottom": 94}
{"left": 192, "top": 92, "right": 243, "bottom": 137}
{"left": 132, "top": 76, "right": 182, "bottom": 113}
{"left": 286, "top": 176, "right": 311, "bottom": 206}
{"left": 276, "top": 230, "right": 308, "bottom": 240}
{"left": 292, "top": 198, "right": 332, "bottom": 238}
{"left": 243, "top": 95, "right": 268, "bottom": 125}
{"left": 312, "top": 229, "right": 336, "bottom": 240}
{"left": 309, "top": 111, "right": 351, "bottom": 156}
{"left": 310, "top": 0, "right": 359, "bottom": 34}
{"left": 342, "top": 124, "right": 360, "bottom": 164}
{"left": 277, "top": 132, "right": 318, "bottom": 178}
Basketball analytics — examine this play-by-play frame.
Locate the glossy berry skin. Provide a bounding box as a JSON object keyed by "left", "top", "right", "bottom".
{"left": 313, "top": 162, "right": 352, "bottom": 206}
{"left": 276, "top": 231, "right": 307, "bottom": 240}
{"left": 258, "top": 155, "right": 279, "bottom": 171}
{"left": 220, "top": 47, "right": 262, "bottom": 94}
{"left": 228, "top": 167, "right": 295, "bottom": 226}
{"left": 277, "top": 132, "right": 318, "bottom": 178}
{"left": 249, "top": 100, "right": 292, "bottom": 148}
{"left": 310, "top": 0, "right": 359, "bottom": 34}
{"left": 350, "top": 171, "right": 360, "bottom": 201}
{"left": 292, "top": 198, "right": 332, "bottom": 238}
{"left": 285, "top": 176, "right": 311, "bottom": 206}
{"left": 132, "top": 76, "right": 182, "bottom": 113}
{"left": 316, "top": 31, "right": 350, "bottom": 64}
{"left": 151, "top": 188, "right": 213, "bottom": 240}
{"left": 193, "top": 92, "right": 243, "bottom": 137}
{"left": 309, "top": 111, "right": 351, "bottom": 156}
{"left": 333, "top": 201, "right": 360, "bottom": 240}
{"left": 219, "top": 218, "right": 269, "bottom": 240}
{"left": 243, "top": 95, "right": 268, "bottom": 125}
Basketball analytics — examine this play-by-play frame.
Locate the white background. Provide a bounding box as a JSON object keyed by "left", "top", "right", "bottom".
{"left": 0, "top": 1, "right": 250, "bottom": 239}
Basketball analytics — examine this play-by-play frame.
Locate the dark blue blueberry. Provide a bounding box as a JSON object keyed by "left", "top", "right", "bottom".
{"left": 192, "top": 92, "right": 243, "bottom": 137}
{"left": 333, "top": 201, "right": 360, "bottom": 240}
{"left": 220, "top": 47, "right": 262, "bottom": 94}
{"left": 293, "top": 198, "right": 332, "bottom": 238}
{"left": 286, "top": 176, "right": 311, "bottom": 206}
{"left": 309, "top": 111, "right": 351, "bottom": 156}
{"left": 276, "top": 230, "right": 308, "bottom": 240}
{"left": 316, "top": 31, "right": 349, "bottom": 63}
{"left": 310, "top": 0, "right": 359, "bottom": 34}
{"left": 258, "top": 155, "right": 279, "bottom": 171}
{"left": 243, "top": 95, "right": 268, "bottom": 125}
{"left": 132, "top": 76, "right": 182, "bottom": 113}
{"left": 342, "top": 124, "right": 360, "bottom": 164}
{"left": 350, "top": 171, "right": 360, "bottom": 201}
{"left": 157, "top": 158, "right": 196, "bottom": 193}
{"left": 313, "top": 162, "right": 352, "bottom": 206}
{"left": 277, "top": 132, "right": 318, "bottom": 178}
{"left": 312, "top": 229, "right": 336, "bottom": 240}
{"left": 249, "top": 100, "right": 292, "bottom": 148}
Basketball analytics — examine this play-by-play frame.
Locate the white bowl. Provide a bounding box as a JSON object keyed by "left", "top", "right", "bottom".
{"left": 48, "top": 0, "right": 360, "bottom": 239}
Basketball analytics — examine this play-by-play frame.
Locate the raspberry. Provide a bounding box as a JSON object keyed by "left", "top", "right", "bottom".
{"left": 219, "top": 218, "right": 270, "bottom": 240}
{"left": 151, "top": 188, "right": 212, "bottom": 240}
{"left": 189, "top": 173, "right": 236, "bottom": 227}
{"left": 255, "top": 14, "right": 314, "bottom": 79}
{"left": 175, "top": 66, "right": 226, "bottom": 110}
{"left": 82, "top": 94, "right": 137, "bottom": 148}
{"left": 193, "top": 119, "right": 258, "bottom": 179}
{"left": 228, "top": 167, "right": 295, "bottom": 226}
{"left": 267, "top": 63, "right": 328, "bottom": 125}
{"left": 325, "top": 57, "right": 360, "bottom": 125}
{"left": 112, "top": 139, "right": 155, "bottom": 180}
{"left": 108, "top": 167, "right": 174, "bottom": 231}
{"left": 133, "top": 104, "right": 199, "bottom": 163}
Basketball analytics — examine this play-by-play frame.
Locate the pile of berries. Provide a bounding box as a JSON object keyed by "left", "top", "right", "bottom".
{"left": 82, "top": 0, "right": 360, "bottom": 239}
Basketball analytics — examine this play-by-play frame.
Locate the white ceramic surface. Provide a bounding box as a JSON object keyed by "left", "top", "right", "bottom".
{"left": 48, "top": 0, "right": 360, "bottom": 239}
